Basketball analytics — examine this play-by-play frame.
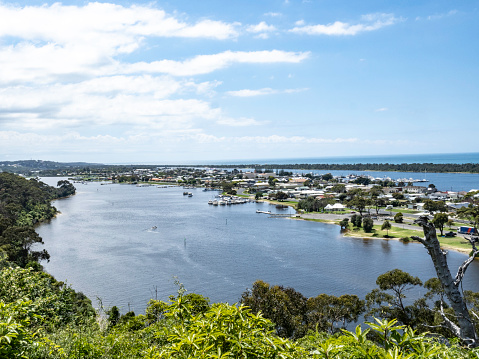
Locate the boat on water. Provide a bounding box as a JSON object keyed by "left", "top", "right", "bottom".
{"left": 208, "top": 200, "right": 213, "bottom": 205}
{"left": 188, "top": 192, "right": 193, "bottom": 197}
{"left": 256, "top": 210, "right": 271, "bottom": 214}
{"left": 183, "top": 192, "right": 188, "bottom": 195}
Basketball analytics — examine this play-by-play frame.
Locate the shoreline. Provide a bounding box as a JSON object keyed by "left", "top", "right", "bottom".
{"left": 290, "top": 211, "right": 474, "bottom": 256}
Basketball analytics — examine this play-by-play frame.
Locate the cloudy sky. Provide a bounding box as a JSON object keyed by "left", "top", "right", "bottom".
{"left": 0, "top": 0, "right": 478, "bottom": 164}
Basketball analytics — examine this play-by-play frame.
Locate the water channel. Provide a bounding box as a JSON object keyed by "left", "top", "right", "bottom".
{"left": 37, "top": 179, "right": 479, "bottom": 314}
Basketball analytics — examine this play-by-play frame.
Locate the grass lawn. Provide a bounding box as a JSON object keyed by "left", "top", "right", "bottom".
{"left": 340, "top": 222, "right": 473, "bottom": 253}
{"left": 383, "top": 208, "right": 421, "bottom": 214}
{"left": 437, "top": 236, "right": 474, "bottom": 251}
{"left": 261, "top": 199, "right": 298, "bottom": 208}
{"left": 343, "top": 225, "right": 420, "bottom": 239}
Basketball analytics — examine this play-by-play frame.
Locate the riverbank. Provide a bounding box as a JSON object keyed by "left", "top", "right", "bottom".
{"left": 294, "top": 211, "right": 473, "bottom": 255}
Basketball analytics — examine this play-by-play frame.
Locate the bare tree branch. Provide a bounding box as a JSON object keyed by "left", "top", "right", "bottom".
{"left": 412, "top": 216, "right": 478, "bottom": 346}
{"left": 455, "top": 238, "right": 479, "bottom": 286}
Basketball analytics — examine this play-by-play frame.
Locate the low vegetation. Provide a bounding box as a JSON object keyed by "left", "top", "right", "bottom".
{"left": 3, "top": 173, "right": 479, "bottom": 357}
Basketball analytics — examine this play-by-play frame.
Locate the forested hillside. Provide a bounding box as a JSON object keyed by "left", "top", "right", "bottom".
{"left": 2, "top": 173, "right": 479, "bottom": 358}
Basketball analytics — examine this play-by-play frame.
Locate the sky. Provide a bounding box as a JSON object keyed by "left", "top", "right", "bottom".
{"left": 0, "top": 0, "right": 478, "bottom": 164}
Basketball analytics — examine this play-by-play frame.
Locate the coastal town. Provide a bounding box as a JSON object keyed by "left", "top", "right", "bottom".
{"left": 49, "top": 165, "right": 478, "bottom": 250}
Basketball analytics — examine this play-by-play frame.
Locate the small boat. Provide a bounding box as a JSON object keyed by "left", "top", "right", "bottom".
{"left": 208, "top": 200, "right": 213, "bottom": 205}
{"left": 151, "top": 226, "right": 157, "bottom": 230}
{"left": 256, "top": 210, "right": 271, "bottom": 214}
{"left": 188, "top": 192, "right": 193, "bottom": 197}
{"left": 183, "top": 192, "right": 188, "bottom": 195}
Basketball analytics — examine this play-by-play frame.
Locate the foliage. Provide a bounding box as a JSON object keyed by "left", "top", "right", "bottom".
{"left": 306, "top": 294, "right": 364, "bottom": 334}
{"left": 348, "top": 194, "right": 370, "bottom": 216}
{"left": 321, "top": 173, "right": 333, "bottom": 181}
{"left": 158, "top": 300, "right": 302, "bottom": 358}
{"left": 432, "top": 212, "right": 448, "bottom": 236}
{"left": 0, "top": 173, "right": 75, "bottom": 267}
{"left": 0, "top": 267, "right": 95, "bottom": 328}
{"left": 366, "top": 269, "right": 430, "bottom": 329}
{"left": 339, "top": 218, "right": 349, "bottom": 230}
{"left": 0, "top": 300, "right": 42, "bottom": 359}
{"left": 273, "top": 191, "right": 289, "bottom": 201}
{"left": 457, "top": 204, "right": 479, "bottom": 229}
{"left": 381, "top": 220, "right": 392, "bottom": 236}
{"left": 240, "top": 280, "right": 307, "bottom": 339}
{"left": 297, "top": 197, "right": 333, "bottom": 212}
{"left": 351, "top": 214, "right": 362, "bottom": 228}
{"left": 363, "top": 216, "right": 374, "bottom": 232}
{"left": 423, "top": 199, "right": 447, "bottom": 214}
{"left": 394, "top": 212, "right": 403, "bottom": 223}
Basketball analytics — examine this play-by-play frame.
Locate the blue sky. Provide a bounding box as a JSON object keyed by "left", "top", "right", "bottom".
{"left": 0, "top": 0, "right": 477, "bottom": 164}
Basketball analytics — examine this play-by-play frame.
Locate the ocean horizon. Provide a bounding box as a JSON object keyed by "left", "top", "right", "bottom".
{"left": 117, "top": 152, "right": 479, "bottom": 166}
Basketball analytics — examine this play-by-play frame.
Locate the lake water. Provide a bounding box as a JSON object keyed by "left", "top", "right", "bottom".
{"left": 37, "top": 180, "right": 479, "bottom": 314}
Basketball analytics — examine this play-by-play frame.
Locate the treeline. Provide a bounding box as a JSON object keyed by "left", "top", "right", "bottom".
{"left": 0, "top": 173, "right": 75, "bottom": 268}
{"left": 205, "top": 162, "right": 479, "bottom": 173}
{"left": 2, "top": 268, "right": 479, "bottom": 358}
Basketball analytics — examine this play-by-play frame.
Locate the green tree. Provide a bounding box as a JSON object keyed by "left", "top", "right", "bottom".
{"left": 370, "top": 186, "right": 386, "bottom": 216}
{"left": 220, "top": 181, "right": 235, "bottom": 194}
{"left": 275, "top": 191, "right": 289, "bottom": 201}
{"left": 240, "top": 280, "right": 307, "bottom": 339}
{"left": 306, "top": 294, "right": 365, "bottom": 334}
{"left": 366, "top": 269, "right": 424, "bottom": 327}
{"left": 351, "top": 214, "right": 362, "bottom": 228}
{"left": 363, "top": 217, "right": 374, "bottom": 232}
{"left": 432, "top": 212, "right": 448, "bottom": 236}
{"left": 56, "top": 180, "right": 76, "bottom": 198}
{"left": 394, "top": 212, "right": 403, "bottom": 223}
{"left": 321, "top": 173, "right": 333, "bottom": 181}
{"left": 381, "top": 220, "right": 392, "bottom": 237}
{"left": 255, "top": 192, "right": 263, "bottom": 200}
{"left": 348, "top": 195, "right": 368, "bottom": 216}
{"left": 339, "top": 218, "right": 350, "bottom": 230}
{"left": 457, "top": 204, "right": 479, "bottom": 230}
{"left": 423, "top": 199, "right": 446, "bottom": 214}
{"left": 331, "top": 184, "right": 346, "bottom": 193}
{"left": 447, "top": 218, "right": 455, "bottom": 229}
{"left": 392, "top": 192, "right": 404, "bottom": 200}
{"left": 268, "top": 176, "right": 277, "bottom": 188}
{"left": 0, "top": 225, "right": 50, "bottom": 267}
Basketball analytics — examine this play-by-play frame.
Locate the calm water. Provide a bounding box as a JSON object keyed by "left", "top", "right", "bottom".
{"left": 36, "top": 179, "right": 479, "bottom": 314}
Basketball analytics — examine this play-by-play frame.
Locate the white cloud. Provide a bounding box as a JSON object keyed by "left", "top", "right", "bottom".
{"left": 375, "top": 107, "right": 388, "bottom": 112}
{"left": 416, "top": 10, "right": 458, "bottom": 21}
{"left": 246, "top": 21, "right": 277, "bottom": 38}
{"left": 190, "top": 134, "right": 359, "bottom": 144}
{"left": 247, "top": 21, "right": 276, "bottom": 33}
{"left": 227, "top": 87, "right": 307, "bottom": 97}
{"left": 0, "top": 76, "right": 224, "bottom": 131}
{"left": 123, "top": 50, "right": 310, "bottom": 76}
{"left": 216, "top": 117, "right": 262, "bottom": 126}
{"left": 0, "top": 3, "right": 239, "bottom": 42}
{"left": 289, "top": 13, "right": 399, "bottom": 36}
{"left": 264, "top": 12, "right": 282, "bottom": 17}
{"left": 0, "top": 3, "right": 242, "bottom": 84}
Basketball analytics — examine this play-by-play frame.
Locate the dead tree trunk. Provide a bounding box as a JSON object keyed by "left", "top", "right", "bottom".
{"left": 412, "top": 216, "right": 478, "bottom": 346}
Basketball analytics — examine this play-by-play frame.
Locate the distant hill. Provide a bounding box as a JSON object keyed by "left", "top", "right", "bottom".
{"left": 0, "top": 160, "right": 104, "bottom": 173}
